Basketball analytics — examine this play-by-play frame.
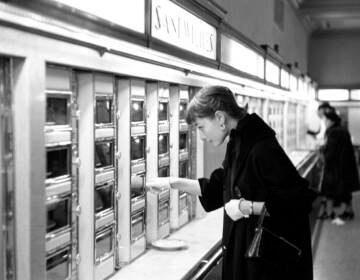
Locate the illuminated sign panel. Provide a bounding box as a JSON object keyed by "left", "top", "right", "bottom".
{"left": 350, "top": 90, "right": 360, "bottom": 100}
{"left": 265, "top": 60, "right": 280, "bottom": 85}
{"left": 54, "top": 0, "right": 145, "bottom": 33}
{"left": 221, "top": 35, "right": 264, "bottom": 79}
{"left": 280, "top": 69, "right": 289, "bottom": 89}
{"left": 318, "top": 89, "right": 349, "bottom": 101}
{"left": 151, "top": 0, "right": 217, "bottom": 59}
{"left": 290, "top": 74, "right": 297, "bottom": 92}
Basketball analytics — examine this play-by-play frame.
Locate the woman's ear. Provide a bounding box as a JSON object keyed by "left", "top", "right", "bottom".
{"left": 214, "top": 110, "right": 226, "bottom": 127}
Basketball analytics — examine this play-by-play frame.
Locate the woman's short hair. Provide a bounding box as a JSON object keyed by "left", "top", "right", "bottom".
{"left": 323, "top": 109, "right": 341, "bottom": 124}
{"left": 318, "top": 101, "right": 332, "bottom": 111}
{"left": 186, "top": 86, "right": 247, "bottom": 124}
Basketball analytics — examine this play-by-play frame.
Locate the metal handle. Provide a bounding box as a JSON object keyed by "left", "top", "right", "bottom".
{"left": 131, "top": 215, "right": 144, "bottom": 225}
{"left": 75, "top": 205, "right": 81, "bottom": 216}
{"left": 73, "top": 157, "right": 81, "bottom": 167}
{"left": 76, "top": 254, "right": 81, "bottom": 265}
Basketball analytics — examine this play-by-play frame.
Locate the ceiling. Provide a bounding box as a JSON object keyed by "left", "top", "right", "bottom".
{"left": 292, "top": 0, "right": 360, "bottom": 34}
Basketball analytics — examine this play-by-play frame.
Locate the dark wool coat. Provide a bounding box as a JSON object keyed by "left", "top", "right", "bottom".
{"left": 321, "top": 122, "right": 360, "bottom": 202}
{"left": 198, "top": 113, "right": 314, "bottom": 280}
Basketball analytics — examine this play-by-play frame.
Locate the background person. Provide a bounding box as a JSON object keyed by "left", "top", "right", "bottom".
{"left": 319, "top": 109, "right": 360, "bottom": 223}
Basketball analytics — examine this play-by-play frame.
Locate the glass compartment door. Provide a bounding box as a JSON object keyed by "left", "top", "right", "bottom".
{"left": 46, "top": 247, "right": 71, "bottom": 280}
{"left": 131, "top": 210, "right": 145, "bottom": 242}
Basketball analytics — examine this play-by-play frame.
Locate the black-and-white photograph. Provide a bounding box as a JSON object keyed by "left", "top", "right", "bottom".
{"left": 1, "top": 1, "right": 360, "bottom": 280}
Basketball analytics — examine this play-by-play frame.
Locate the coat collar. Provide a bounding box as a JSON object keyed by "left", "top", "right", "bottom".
{"left": 228, "top": 113, "right": 275, "bottom": 189}
{"left": 230, "top": 113, "right": 275, "bottom": 145}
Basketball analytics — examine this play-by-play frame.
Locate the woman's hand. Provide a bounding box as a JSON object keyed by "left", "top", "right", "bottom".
{"left": 146, "top": 177, "right": 172, "bottom": 191}
{"left": 224, "top": 199, "right": 249, "bottom": 221}
{"left": 146, "top": 177, "right": 201, "bottom": 196}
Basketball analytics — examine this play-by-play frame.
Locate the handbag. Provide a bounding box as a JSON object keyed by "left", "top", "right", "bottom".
{"left": 245, "top": 206, "right": 302, "bottom": 259}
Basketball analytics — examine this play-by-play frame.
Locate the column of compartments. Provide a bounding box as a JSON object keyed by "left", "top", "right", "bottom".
{"left": 117, "top": 78, "right": 147, "bottom": 265}
{"left": 93, "top": 74, "right": 117, "bottom": 280}
{"left": 286, "top": 102, "right": 297, "bottom": 152}
{"left": 169, "top": 85, "right": 190, "bottom": 230}
{"left": 268, "top": 100, "right": 285, "bottom": 147}
{"left": 188, "top": 87, "right": 202, "bottom": 220}
{"left": 0, "top": 57, "right": 16, "bottom": 280}
{"left": 297, "top": 104, "right": 308, "bottom": 148}
{"left": 45, "top": 65, "right": 79, "bottom": 280}
{"left": 146, "top": 82, "right": 171, "bottom": 244}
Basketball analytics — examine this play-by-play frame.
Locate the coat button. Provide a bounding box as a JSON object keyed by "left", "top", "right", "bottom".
{"left": 222, "top": 245, "right": 227, "bottom": 251}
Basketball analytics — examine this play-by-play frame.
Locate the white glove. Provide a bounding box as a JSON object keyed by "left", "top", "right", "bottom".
{"left": 224, "top": 199, "right": 249, "bottom": 221}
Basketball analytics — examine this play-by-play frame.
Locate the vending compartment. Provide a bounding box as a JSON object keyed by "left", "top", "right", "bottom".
{"left": 158, "top": 100, "right": 169, "bottom": 122}
{"left": 130, "top": 208, "right": 146, "bottom": 243}
{"left": 131, "top": 173, "right": 146, "bottom": 201}
{"left": 179, "top": 100, "right": 187, "bottom": 121}
{"left": 45, "top": 93, "right": 72, "bottom": 146}
{"left": 46, "top": 145, "right": 71, "bottom": 182}
{"left": 131, "top": 135, "right": 146, "bottom": 174}
{"left": 46, "top": 194, "right": 72, "bottom": 252}
{"left": 95, "top": 225, "right": 115, "bottom": 265}
{"left": 46, "top": 93, "right": 71, "bottom": 127}
{"left": 95, "top": 139, "right": 114, "bottom": 170}
{"left": 131, "top": 135, "right": 145, "bottom": 162}
{"left": 158, "top": 133, "right": 169, "bottom": 155}
{"left": 95, "top": 181, "right": 115, "bottom": 229}
{"left": 179, "top": 131, "right": 188, "bottom": 152}
{"left": 46, "top": 246, "right": 71, "bottom": 280}
{"left": 179, "top": 160, "right": 189, "bottom": 178}
{"left": 146, "top": 187, "right": 170, "bottom": 243}
{"left": 158, "top": 97, "right": 169, "bottom": 133}
{"left": 95, "top": 95, "right": 113, "bottom": 127}
{"left": 179, "top": 191, "right": 188, "bottom": 214}
{"left": 130, "top": 96, "right": 146, "bottom": 135}
{"left": 158, "top": 165, "right": 169, "bottom": 177}
{"left": 131, "top": 98, "right": 145, "bottom": 123}
{"left": 170, "top": 188, "right": 189, "bottom": 231}
{"left": 158, "top": 195, "right": 170, "bottom": 228}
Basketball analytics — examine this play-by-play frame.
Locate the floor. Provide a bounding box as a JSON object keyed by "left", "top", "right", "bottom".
{"left": 314, "top": 192, "right": 360, "bottom": 280}
{"left": 204, "top": 192, "right": 360, "bottom": 280}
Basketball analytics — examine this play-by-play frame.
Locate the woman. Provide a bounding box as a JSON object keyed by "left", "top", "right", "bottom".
{"left": 320, "top": 109, "right": 359, "bottom": 221}
{"left": 148, "top": 86, "right": 315, "bottom": 280}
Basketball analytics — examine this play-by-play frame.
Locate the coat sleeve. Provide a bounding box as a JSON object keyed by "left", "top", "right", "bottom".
{"left": 198, "top": 168, "right": 225, "bottom": 212}
{"left": 252, "top": 140, "right": 316, "bottom": 218}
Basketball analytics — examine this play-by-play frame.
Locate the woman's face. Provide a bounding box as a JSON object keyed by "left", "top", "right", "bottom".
{"left": 324, "top": 117, "right": 333, "bottom": 128}
{"left": 194, "top": 116, "right": 227, "bottom": 147}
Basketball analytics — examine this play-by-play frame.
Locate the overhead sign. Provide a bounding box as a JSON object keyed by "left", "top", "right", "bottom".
{"left": 54, "top": 0, "right": 145, "bottom": 33}
{"left": 151, "top": 0, "right": 217, "bottom": 60}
